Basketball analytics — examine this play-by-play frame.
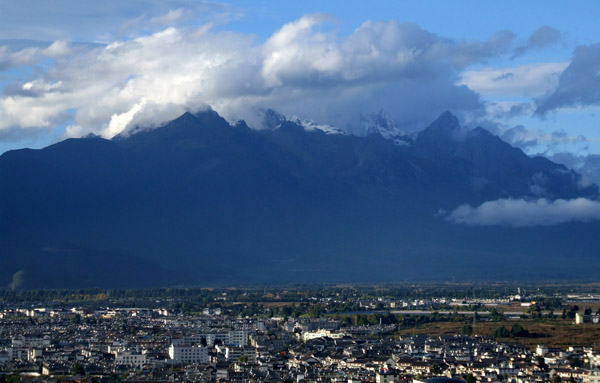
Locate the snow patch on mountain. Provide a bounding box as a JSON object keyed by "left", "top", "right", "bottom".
{"left": 260, "top": 108, "right": 417, "bottom": 144}
{"left": 261, "top": 109, "right": 345, "bottom": 135}
{"left": 288, "top": 116, "right": 347, "bottom": 135}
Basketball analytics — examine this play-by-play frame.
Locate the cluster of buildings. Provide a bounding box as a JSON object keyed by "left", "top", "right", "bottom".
{"left": 0, "top": 305, "right": 600, "bottom": 383}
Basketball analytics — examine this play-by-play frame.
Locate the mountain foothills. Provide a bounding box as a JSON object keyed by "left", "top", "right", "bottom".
{"left": 0, "top": 110, "right": 598, "bottom": 288}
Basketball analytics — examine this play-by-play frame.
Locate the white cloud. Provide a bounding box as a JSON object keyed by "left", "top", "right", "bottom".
{"left": 43, "top": 40, "right": 72, "bottom": 57}
{"left": 0, "top": 0, "right": 242, "bottom": 42}
{"left": 261, "top": 14, "right": 341, "bottom": 87}
{"left": 550, "top": 152, "right": 600, "bottom": 188}
{"left": 0, "top": 47, "right": 40, "bottom": 68}
{"left": 458, "top": 62, "right": 568, "bottom": 98}
{"left": 499, "top": 125, "right": 588, "bottom": 150}
{"left": 0, "top": 40, "right": 74, "bottom": 71}
{"left": 149, "top": 8, "right": 186, "bottom": 26}
{"left": 0, "top": 15, "right": 519, "bottom": 139}
{"left": 446, "top": 197, "right": 600, "bottom": 227}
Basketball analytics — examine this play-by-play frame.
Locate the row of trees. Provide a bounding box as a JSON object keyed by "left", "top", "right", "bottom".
{"left": 7, "top": 283, "right": 600, "bottom": 305}
{"left": 493, "top": 324, "right": 530, "bottom": 338}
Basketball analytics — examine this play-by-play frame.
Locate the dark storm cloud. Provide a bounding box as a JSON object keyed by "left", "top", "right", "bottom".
{"left": 536, "top": 42, "right": 600, "bottom": 114}
{"left": 512, "top": 26, "right": 562, "bottom": 58}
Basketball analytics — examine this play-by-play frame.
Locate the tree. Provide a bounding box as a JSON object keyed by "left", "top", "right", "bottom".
{"left": 72, "top": 314, "right": 82, "bottom": 325}
{"left": 535, "top": 356, "right": 547, "bottom": 368}
{"left": 465, "top": 373, "right": 476, "bottom": 383}
{"left": 511, "top": 324, "right": 529, "bottom": 337}
{"left": 528, "top": 305, "right": 542, "bottom": 319}
{"left": 431, "top": 363, "right": 443, "bottom": 375}
{"left": 568, "top": 356, "right": 583, "bottom": 368}
{"left": 462, "top": 324, "right": 473, "bottom": 336}
{"left": 72, "top": 362, "right": 85, "bottom": 376}
{"left": 494, "top": 326, "right": 510, "bottom": 338}
{"left": 553, "top": 375, "right": 561, "bottom": 383}
{"left": 490, "top": 308, "right": 503, "bottom": 321}
{"left": 584, "top": 308, "right": 592, "bottom": 315}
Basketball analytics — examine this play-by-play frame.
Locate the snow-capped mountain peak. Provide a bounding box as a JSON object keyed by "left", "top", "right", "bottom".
{"left": 358, "top": 110, "right": 414, "bottom": 146}
{"left": 262, "top": 108, "right": 286, "bottom": 130}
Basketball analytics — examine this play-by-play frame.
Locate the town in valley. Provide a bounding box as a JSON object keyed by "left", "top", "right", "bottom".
{"left": 1, "top": 284, "right": 600, "bottom": 383}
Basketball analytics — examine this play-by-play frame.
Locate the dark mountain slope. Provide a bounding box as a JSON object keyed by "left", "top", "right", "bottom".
{"left": 0, "top": 110, "right": 597, "bottom": 287}
{"left": 413, "top": 112, "right": 590, "bottom": 203}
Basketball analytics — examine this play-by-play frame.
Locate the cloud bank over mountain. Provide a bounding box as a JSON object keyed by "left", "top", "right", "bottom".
{"left": 0, "top": 15, "right": 523, "bottom": 140}
{"left": 446, "top": 197, "right": 600, "bottom": 227}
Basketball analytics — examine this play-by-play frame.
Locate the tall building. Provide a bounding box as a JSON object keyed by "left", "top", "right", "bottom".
{"left": 168, "top": 344, "right": 209, "bottom": 364}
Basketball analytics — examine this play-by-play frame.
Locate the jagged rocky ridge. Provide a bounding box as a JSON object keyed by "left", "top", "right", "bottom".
{"left": 0, "top": 109, "right": 598, "bottom": 288}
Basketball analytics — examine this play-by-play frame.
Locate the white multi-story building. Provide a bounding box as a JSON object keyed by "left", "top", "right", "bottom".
{"left": 376, "top": 369, "right": 399, "bottom": 383}
{"left": 175, "top": 330, "right": 248, "bottom": 347}
{"left": 172, "top": 335, "right": 209, "bottom": 346}
{"left": 168, "top": 344, "right": 209, "bottom": 364}
{"left": 588, "top": 351, "right": 600, "bottom": 368}
{"left": 204, "top": 333, "right": 229, "bottom": 346}
{"left": 114, "top": 350, "right": 147, "bottom": 368}
{"left": 228, "top": 330, "right": 248, "bottom": 346}
{"left": 27, "top": 349, "right": 42, "bottom": 362}
{"left": 225, "top": 346, "right": 257, "bottom": 363}
{"left": 584, "top": 369, "right": 600, "bottom": 383}
{"left": 12, "top": 335, "right": 51, "bottom": 348}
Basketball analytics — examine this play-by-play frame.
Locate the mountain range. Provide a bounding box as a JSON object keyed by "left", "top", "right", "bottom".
{"left": 1, "top": 109, "right": 598, "bottom": 288}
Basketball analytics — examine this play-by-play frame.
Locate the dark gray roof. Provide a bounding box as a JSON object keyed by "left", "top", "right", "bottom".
{"left": 424, "top": 377, "right": 466, "bottom": 383}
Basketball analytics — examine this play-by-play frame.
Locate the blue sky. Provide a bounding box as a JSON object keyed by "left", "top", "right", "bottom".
{"left": 1, "top": 0, "right": 599, "bottom": 169}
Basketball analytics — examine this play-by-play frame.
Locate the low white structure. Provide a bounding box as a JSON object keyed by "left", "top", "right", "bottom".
{"left": 576, "top": 313, "right": 600, "bottom": 324}
{"left": 536, "top": 345, "right": 549, "bottom": 356}
{"left": 302, "top": 329, "right": 346, "bottom": 342}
